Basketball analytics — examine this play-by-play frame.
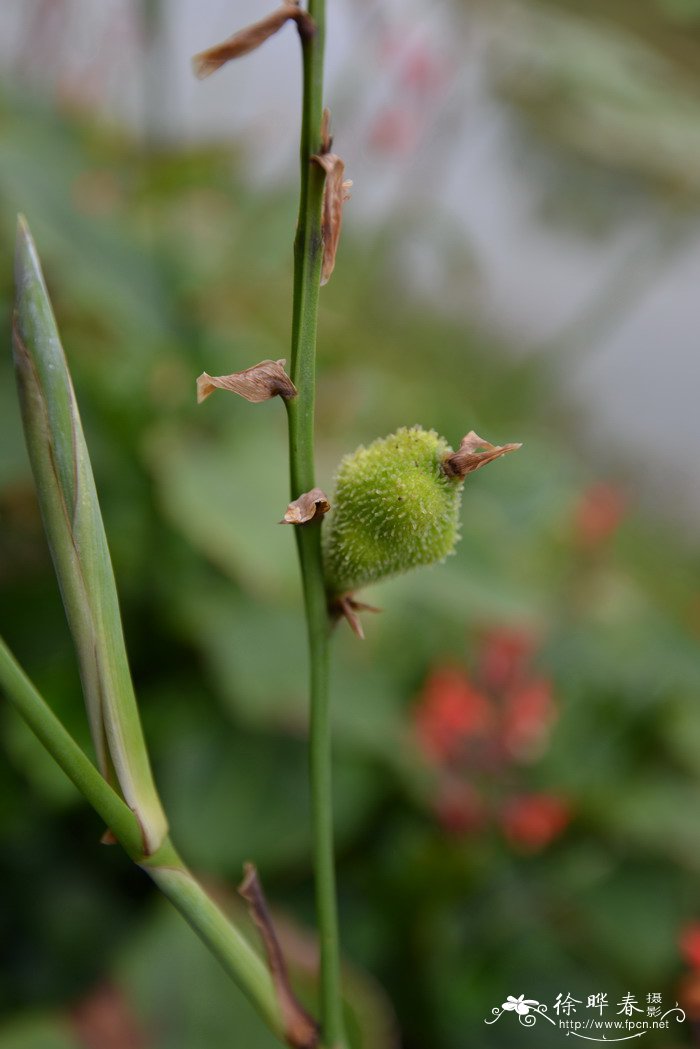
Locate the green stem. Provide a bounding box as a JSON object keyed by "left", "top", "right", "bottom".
{"left": 0, "top": 637, "right": 283, "bottom": 1041}
{"left": 144, "top": 857, "right": 282, "bottom": 1038}
{"left": 0, "top": 636, "right": 145, "bottom": 859}
{"left": 287, "top": 1, "right": 346, "bottom": 1047}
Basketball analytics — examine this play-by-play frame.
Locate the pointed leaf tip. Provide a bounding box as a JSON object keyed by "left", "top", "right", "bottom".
{"left": 16, "top": 213, "right": 30, "bottom": 240}
{"left": 14, "top": 215, "right": 46, "bottom": 298}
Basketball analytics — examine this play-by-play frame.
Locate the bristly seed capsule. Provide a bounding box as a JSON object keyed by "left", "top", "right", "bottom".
{"left": 323, "top": 425, "right": 520, "bottom": 600}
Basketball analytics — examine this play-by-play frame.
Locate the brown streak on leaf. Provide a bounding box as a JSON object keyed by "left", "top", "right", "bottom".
{"left": 12, "top": 315, "right": 113, "bottom": 778}
{"left": 193, "top": 2, "right": 316, "bottom": 79}
{"left": 197, "top": 359, "right": 297, "bottom": 404}
{"left": 443, "top": 431, "right": 522, "bottom": 480}
{"left": 131, "top": 805, "right": 152, "bottom": 857}
{"left": 281, "top": 488, "right": 330, "bottom": 525}
{"left": 238, "top": 863, "right": 319, "bottom": 1049}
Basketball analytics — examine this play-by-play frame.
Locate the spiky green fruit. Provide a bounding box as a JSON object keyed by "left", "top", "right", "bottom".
{"left": 323, "top": 426, "right": 522, "bottom": 601}
{"left": 323, "top": 427, "right": 463, "bottom": 595}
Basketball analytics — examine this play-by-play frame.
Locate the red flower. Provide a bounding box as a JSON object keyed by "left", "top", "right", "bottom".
{"left": 379, "top": 34, "right": 446, "bottom": 94}
{"left": 398, "top": 43, "right": 446, "bottom": 93}
{"left": 501, "top": 794, "right": 570, "bottom": 851}
{"left": 573, "top": 483, "right": 626, "bottom": 549}
{"left": 433, "top": 779, "right": 485, "bottom": 836}
{"left": 501, "top": 679, "right": 556, "bottom": 761}
{"left": 479, "top": 627, "right": 537, "bottom": 694}
{"left": 680, "top": 924, "right": 700, "bottom": 968}
{"left": 367, "top": 107, "right": 422, "bottom": 156}
{"left": 413, "top": 666, "right": 493, "bottom": 764}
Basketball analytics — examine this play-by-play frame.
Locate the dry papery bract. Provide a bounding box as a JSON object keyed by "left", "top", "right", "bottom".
{"left": 281, "top": 488, "right": 331, "bottom": 525}
{"left": 443, "top": 431, "right": 522, "bottom": 480}
{"left": 312, "top": 109, "right": 352, "bottom": 286}
{"left": 238, "top": 864, "right": 319, "bottom": 1049}
{"left": 196, "top": 359, "right": 297, "bottom": 404}
{"left": 193, "top": 0, "right": 315, "bottom": 79}
{"left": 331, "top": 595, "right": 382, "bottom": 641}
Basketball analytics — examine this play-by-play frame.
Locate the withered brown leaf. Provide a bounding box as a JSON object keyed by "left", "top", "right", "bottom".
{"left": 196, "top": 359, "right": 297, "bottom": 404}
{"left": 238, "top": 864, "right": 319, "bottom": 1049}
{"left": 281, "top": 487, "right": 330, "bottom": 524}
{"left": 192, "top": 1, "right": 315, "bottom": 79}
{"left": 443, "top": 431, "right": 522, "bottom": 480}
{"left": 312, "top": 150, "right": 352, "bottom": 286}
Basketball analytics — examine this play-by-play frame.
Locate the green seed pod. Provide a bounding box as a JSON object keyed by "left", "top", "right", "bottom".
{"left": 323, "top": 426, "right": 520, "bottom": 600}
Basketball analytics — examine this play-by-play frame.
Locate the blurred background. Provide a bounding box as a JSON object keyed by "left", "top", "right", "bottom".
{"left": 1, "top": 1, "right": 700, "bottom": 1047}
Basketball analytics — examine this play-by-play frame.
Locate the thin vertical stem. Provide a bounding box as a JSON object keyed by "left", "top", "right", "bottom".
{"left": 286, "top": 0, "right": 346, "bottom": 1045}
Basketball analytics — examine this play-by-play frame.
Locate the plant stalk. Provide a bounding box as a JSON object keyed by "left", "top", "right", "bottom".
{"left": 0, "top": 636, "right": 145, "bottom": 859}
{"left": 286, "top": 0, "right": 346, "bottom": 1045}
{"left": 144, "top": 860, "right": 282, "bottom": 1038}
{"left": 0, "top": 637, "right": 284, "bottom": 1041}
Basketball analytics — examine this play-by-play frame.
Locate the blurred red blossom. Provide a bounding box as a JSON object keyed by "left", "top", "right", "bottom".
{"left": 478, "top": 626, "right": 537, "bottom": 693}
{"left": 71, "top": 982, "right": 148, "bottom": 1049}
{"left": 433, "top": 778, "right": 486, "bottom": 836}
{"left": 413, "top": 666, "right": 493, "bottom": 764}
{"left": 679, "top": 923, "right": 700, "bottom": 969}
{"left": 412, "top": 627, "right": 569, "bottom": 851}
{"left": 501, "top": 678, "right": 556, "bottom": 761}
{"left": 678, "top": 969, "right": 700, "bottom": 1023}
{"left": 368, "top": 107, "right": 423, "bottom": 156}
{"left": 378, "top": 33, "right": 448, "bottom": 95}
{"left": 573, "top": 482, "right": 626, "bottom": 549}
{"left": 368, "top": 30, "right": 451, "bottom": 157}
{"left": 500, "top": 794, "right": 570, "bottom": 852}
{"left": 413, "top": 630, "right": 556, "bottom": 769}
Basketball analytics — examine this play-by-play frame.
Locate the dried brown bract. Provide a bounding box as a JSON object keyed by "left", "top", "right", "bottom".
{"left": 319, "top": 107, "right": 333, "bottom": 154}
{"left": 238, "top": 864, "right": 319, "bottom": 1049}
{"left": 281, "top": 488, "right": 330, "bottom": 525}
{"left": 192, "top": 1, "right": 316, "bottom": 79}
{"left": 443, "top": 431, "right": 522, "bottom": 480}
{"left": 330, "top": 595, "right": 382, "bottom": 640}
{"left": 312, "top": 113, "right": 352, "bottom": 286}
{"left": 196, "top": 359, "right": 297, "bottom": 404}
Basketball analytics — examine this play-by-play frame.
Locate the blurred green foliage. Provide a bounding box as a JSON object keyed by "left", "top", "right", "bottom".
{"left": 1, "top": 10, "right": 700, "bottom": 1044}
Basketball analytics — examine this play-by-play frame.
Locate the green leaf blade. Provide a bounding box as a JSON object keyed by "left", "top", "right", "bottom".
{"left": 12, "top": 215, "right": 168, "bottom": 854}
